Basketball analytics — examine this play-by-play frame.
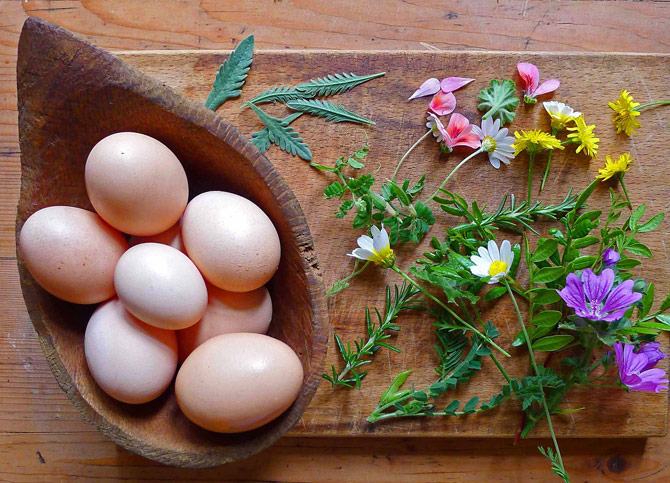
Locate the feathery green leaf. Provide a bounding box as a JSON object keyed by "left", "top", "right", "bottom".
{"left": 296, "top": 71, "right": 385, "bottom": 97}
{"left": 243, "top": 85, "right": 304, "bottom": 107}
{"left": 250, "top": 112, "right": 302, "bottom": 153}
{"left": 205, "top": 35, "right": 254, "bottom": 110}
{"left": 248, "top": 104, "right": 312, "bottom": 160}
{"left": 286, "top": 99, "right": 375, "bottom": 125}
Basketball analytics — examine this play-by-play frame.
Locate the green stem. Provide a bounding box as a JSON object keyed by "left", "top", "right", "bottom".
{"left": 540, "top": 129, "right": 558, "bottom": 192}
{"left": 329, "top": 261, "right": 370, "bottom": 295}
{"left": 632, "top": 100, "right": 670, "bottom": 111}
{"left": 426, "top": 148, "right": 484, "bottom": 203}
{"left": 391, "top": 266, "right": 510, "bottom": 357}
{"left": 392, "top": 130, "right": 432, "bottom": 181}
{"left": 503, "top": 278, "right": 568, "bottom": 480}
{"left": 619, "top": 175, "right": 632, "bottom": 210}
{"left": 527, "top": 152, "right": 536, "bottom": 205}
{"left": 470, "top": 305, "right": 512, "bottom": 384}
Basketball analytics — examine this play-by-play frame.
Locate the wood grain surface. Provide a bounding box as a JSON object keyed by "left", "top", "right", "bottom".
{"left": 2, "top": 1, "right": 670, "bottom": 481}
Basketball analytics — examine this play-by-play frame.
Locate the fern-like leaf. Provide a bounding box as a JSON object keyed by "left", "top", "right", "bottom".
{"left": 243, "top": 85, "right": 304, "bottom": 107}
{"left": 250, "top": 112, "right": 302, "bottom": 153}
{"left": 205, "top": 35, "right": 255, "bottom": 111}
{"left": 296, "top": 71, "right": 385, "bottom": 97}
{"left": 286, "top": 99, "right": 375, "bottom": 125}
{"left": 248, "top": 105, "right": 312, "bottom": 160}
{"left": 477, "top": 79, "right": 519, "bottom": 125}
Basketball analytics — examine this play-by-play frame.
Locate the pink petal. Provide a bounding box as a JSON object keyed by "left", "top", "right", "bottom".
{"left": 428, "top": 113, "right": 449, "bottom": 140}
{"left": 440, "top": 77, "right": 474, "bottom": 93}
{"left": 409, "top": 78, "right": 440, "bottom": 100}
{"left": 446, "top": 112, "right": 471, "bottom": 137}
{"left": 452, "top": 131, "right": 482, "bottom": 150}
{"left": 534, "top": 78, "right": 560, "bottom": 97}
{"left": 429, "top": 91, "right": 456, "bottom": 116}
{"left": 517, "top": 62, "right": 539, "bottom": 95}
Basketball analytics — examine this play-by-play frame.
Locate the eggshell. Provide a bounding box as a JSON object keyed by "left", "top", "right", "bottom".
{"left": 182, "top": 191, "right": 281, "bottom": 292}
{"left": 128, "top": 221, "right": 185, "bottom": 252}
{"left": 176, "top": 333, "right": 303, "bottom": 433}
{"left": 85, "top": 132, "right": 188, "bottom": 236}
{"left": 114, "top": 243, "right": 207, "bottom": 330}
{"left": 84, "top": 298, "right": 178, "bottom": 404}
{"left": 177, "top": 284, "right": 272, "bottom": 362}
{"left": 19, "top": 206, "right": 128, "bottom": 304}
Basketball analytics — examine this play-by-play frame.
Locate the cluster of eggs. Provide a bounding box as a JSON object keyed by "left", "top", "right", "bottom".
{"left": 19, "top": 132, "right": 304, "bottom": 433}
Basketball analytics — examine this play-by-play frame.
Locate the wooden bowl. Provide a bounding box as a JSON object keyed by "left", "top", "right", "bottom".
{"left": 15, "top": 17, "right": 328, "bottom": 468}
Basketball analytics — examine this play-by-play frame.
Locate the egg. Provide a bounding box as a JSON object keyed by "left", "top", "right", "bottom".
{"left": 177, "top": 284, "right": 272, "bottom": 362}
{"left": 19, "top": 206, "right": 127, "bottom": 304}
{"left": 128, "top": 221, "right": 185, "bottom": 252}
{"left": 84, "top": 298, "right": 178, "bottom": 404}
{"left": 181, "top": 191, "right": 281, "bottom": 292}
{"left": 85, "top": 132, "right": 188, "bottom": 236}
{"left": 114, "top": 243, "right": 207, "bottom": 330}
{"left": 175, "top": 333, "right": 303, "bottom": 433}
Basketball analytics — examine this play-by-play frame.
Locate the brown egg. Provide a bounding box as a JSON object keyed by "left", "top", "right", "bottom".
{"left": 85, "top": 132, "right": 188, "bottom": 236}
{"left": 114, "top": 243, "right": 208, "bottom": 330}
{"left": 181, "top": 191, "right": 281, "bottom": 292}
{"left": 128, "top": 221, "right": 185, "bottom": 252}
{"left": 177, "top": 284, "right": 273, "bottom": 362}
{"left": 175, "top": 333, "right": 303, "bottom": 433}
{"left": 19, "top": 206, "right": 127, "bottom": 304}
{"left": 85, "top": 298, "right": 178, "bottom": 404}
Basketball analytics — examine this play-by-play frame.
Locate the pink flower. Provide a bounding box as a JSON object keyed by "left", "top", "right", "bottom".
{"left": 409, "top": 77, "right": 474, "bottom": 100}
{"left": 517, "top": 62, "right": 559, "bottom": 104}
{"left": 429, "top": 91, "right": 456, "bottom": 116}
{"left": 428, "top": 113, "right": 481, "bottom": 152}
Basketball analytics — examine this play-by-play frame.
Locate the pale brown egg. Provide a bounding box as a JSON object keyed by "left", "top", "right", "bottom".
{"left": 175, "top": 333, "right": 303, "bottom": 433}
{"left": 128, "top": 221, "right": 185, "bottom": 253}
{"left": 177, "top": 284, "right": 272, "bottom": 362}
{"left": 85, "top": 132, "right": 188, "bottom": 236}
{"left": 181, "top": 191, "right": 281, "bottom": 292}
{"left": 19, "top": 206, "right": 127, "bottom": 304}
{"left": 84, "top": 298, "right": 178, "bottom": 404}
{"left": 114, "top": 243, "right": 207, "bottom": 330}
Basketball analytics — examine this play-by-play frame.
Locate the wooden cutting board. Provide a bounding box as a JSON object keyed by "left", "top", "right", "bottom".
{"left": 116, "top": 50, "right": 669, "bottom": 438}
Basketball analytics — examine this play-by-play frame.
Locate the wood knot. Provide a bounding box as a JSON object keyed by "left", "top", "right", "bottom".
{"left": 607, "top": 455, "right": 627, "bottom": 474}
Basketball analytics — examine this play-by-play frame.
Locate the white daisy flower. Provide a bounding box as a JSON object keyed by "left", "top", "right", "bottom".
{"left": 471, "top": 117, "right": 515, "bottom": 169}
{"left": 469, "top": 240, "right": 514, "bottom": 284}
{"left": 426, "top": 113, "right": 444, "bottom": 142}
{"left": 348, "top": 225, "right": 396, "bottom": 268}
{"left": 543, "top": 101, "right": 581, "bottom": 130}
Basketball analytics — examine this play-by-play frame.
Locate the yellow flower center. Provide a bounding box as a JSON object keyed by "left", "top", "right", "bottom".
{"left": 482, "top": 136, "right": 497, "bottom": 153}
{"left": 373, "top": 247, "right": 396, "bottom": 268}
{"left": 488, "top": 260, "right": 508, "bottom": 277}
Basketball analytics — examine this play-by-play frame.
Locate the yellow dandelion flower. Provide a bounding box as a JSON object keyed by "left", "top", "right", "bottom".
{"left": 608, "top": 90, "right": 641, "bottom": 136}
{"left": 567, "top": 116, "right": 599, "bottom": 158}
{"left": 512, "top": 130, "right": 564, "bottom": 157}
{"left": 596, "top": 153, "right": 633, "bottom": 181}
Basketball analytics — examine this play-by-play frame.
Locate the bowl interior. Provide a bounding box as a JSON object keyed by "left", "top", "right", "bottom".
{"left": 16, "top": 18, "right": 326, "bottom": 468}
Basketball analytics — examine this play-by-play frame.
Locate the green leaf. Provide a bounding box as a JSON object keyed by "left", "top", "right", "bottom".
{"left": 348, "top": 158, "right": 365, "bottom": 169}
{"left": 638, "top": 213, "right": 664, "bottom": 232}
{"left": 532, "top": 335, "right": 574, "bottom": 352}
{"left": 250, "top": 112, "right": 302, "bottom": 153}
{"left": 571, "top": 255, "right": 597, "bottom": 270}
{"left": 534, "top": 266, "right": 565, "bottom": 284}
{"left": 296, "top": 71, "right": 386, "bottom": 97}
{"left": 248, "top": 104, "right": 312, "bottom": 160}
{"left": 532, "top": 310, "right": 562, "bottom": 327}
{"left": 660, "top": 293, "right": 670, "bottom": 312}
{"left": 243, "top": 85, "right": 303, "bottom": 107}
{"left": 533, "top": 289, "right": 562, "bottom": 305}
{"left": 379, "top": 370, "right": 413, "bottom": 405}
{"left": 641, "top": 282, "right": 655, "bottom": 318}
{"left": 444, "top": 400, "right": 460, "bottom": 415}
{"left": 477, "top": 79, "right": 519, "bottom": 125}
{"left": 574, "top": 179, "right": 598, "bottom": 211}
{"left": 531, "top": 239, "right": 558, "bottom": 262}
{"left": 616, "top": 257, "right": 641, "bottom": 270}
{"left": 657, "top": 314, "right": 670, "bottom": 324}
{"left": 625, "top": 240, "right": 653, "bottom": 258}
{"left": 205, "top": 35, "right": 255, "bottom": 110}
{"left": 484, "top": 286, "right": 507, "bottom": 301}
{"left": 572, "top": 236, "right": 600, "bottom": 249}
{"left": 327, "top": 279, "right": 350, "bottom": 297}
{"left": 463, "top": 397, "right": 480, "bottom": 414}
{"left": 286, "top": 99, "right": 375, "bottom": 125}
{"left": 637, "top": 322, "right": 670, "bottom": 331}
{"left": 629, "top": 204, "right": 646, "bottom": 230}
{"left": 323, "top": 181, "right": 345, "bottom": 199}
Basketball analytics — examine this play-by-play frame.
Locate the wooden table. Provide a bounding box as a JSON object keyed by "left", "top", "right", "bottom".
{"left": 2, "top": 1, "right": 670, "bottom": 481}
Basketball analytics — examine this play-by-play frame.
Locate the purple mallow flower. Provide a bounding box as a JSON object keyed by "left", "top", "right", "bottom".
{"left": 602, "top": 248, "right": 621, "bottom": 267}
{"left": 614, "top": 342, "right": 669, "bottom": 393}
{"left": 557, "top": 268, "right": 642, "bottom": 322}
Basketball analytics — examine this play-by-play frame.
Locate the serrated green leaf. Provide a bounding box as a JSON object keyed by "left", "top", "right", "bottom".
{"left": 534, "top": 266, "right": 565, "bottom": 284}
{"left": 532, "top": 334, "right": 574, "bottom": 351}
{"left": 250, "top": 112, "right": 302, "bottom": 153}
{"left": 477, "top": 79, "right": 519, "bottom": 125}
{"left": 532, "top": 310, "right": 562, "bottom": 327}
{"left": 286, "top": 99, "right": 374, "bottom": 125}
{"left": 243, "top": 85, "right": 304, "bottom": 107}
{"left": 205, "top": 35, "right": 254, "bottom": 110}
{"left": 248, "top": 104, "right": 312, "bottom": 160}
{"left": 296, "top": 71, "right": 386, "bottom": 97}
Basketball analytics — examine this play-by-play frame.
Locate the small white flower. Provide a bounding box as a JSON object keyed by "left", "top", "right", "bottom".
{"left": 470, "top": 240, "right": 514, "bottom": 284}
{"left": 471, "top": 117, "right": 515, "bottom": 169}
{"left": 348, "top": 225, "right": 396, "bottom": 268}
{"left": 543, "top": 101, "right": 581, "bottom": 130}
{"left": 426, "top": 113, "right": 444, "bottom": 142}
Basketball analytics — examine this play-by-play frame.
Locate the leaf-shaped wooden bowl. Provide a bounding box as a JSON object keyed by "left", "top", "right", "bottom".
{"left": 15, "top": 17, "right": 328, "bottom": 468}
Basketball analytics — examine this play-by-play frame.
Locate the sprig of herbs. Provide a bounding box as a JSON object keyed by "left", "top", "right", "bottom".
{"left": 322, "top": 282, "right": 421, "bottom": 388}
{"left": 205, "top": 35, "right": 255, "bottom": 110}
